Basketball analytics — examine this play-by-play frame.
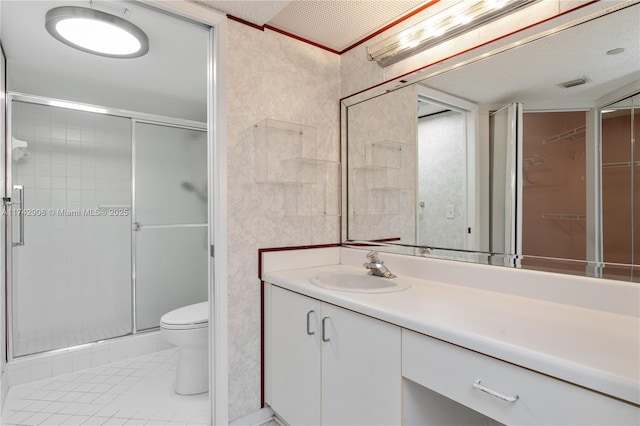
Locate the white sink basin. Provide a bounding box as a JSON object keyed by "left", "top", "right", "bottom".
{"left": 310, "top": 271, "right": 411, "bottom": 294}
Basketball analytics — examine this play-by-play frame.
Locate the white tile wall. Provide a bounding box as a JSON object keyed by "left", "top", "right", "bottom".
{"left": 11, "top": 102, "right": 133, "bottom": 357}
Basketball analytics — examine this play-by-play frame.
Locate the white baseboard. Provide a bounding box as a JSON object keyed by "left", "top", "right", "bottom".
{"left": 230, "top": 406, "right": 275, "bottom": 426}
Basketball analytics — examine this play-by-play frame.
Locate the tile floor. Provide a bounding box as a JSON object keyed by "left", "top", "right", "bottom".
{"left": 2, "top": 348, "right": 210, "bottom": 425}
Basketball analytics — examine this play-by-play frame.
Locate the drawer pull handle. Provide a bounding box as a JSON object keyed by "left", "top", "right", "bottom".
{"left": 322, "top": 316, "right": 331, "bottom": 342}
{"left": 306, "top": 310, "right": 315, "bottom": 335}
{"left": 473, "top": 380, "right": 519, "bottom": 403}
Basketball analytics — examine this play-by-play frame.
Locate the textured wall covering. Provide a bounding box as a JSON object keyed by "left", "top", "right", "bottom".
{"left": 346, "top": 85, "right": 416, "bottom": 244}
{"left": 417, "top": 111, "right": 467, "bottom": 249}
{"left": 226, "top": 21, "right": 341, "bottom": 420}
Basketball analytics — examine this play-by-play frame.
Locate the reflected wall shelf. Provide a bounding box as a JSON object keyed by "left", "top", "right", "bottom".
{"left": 602, "top": 160, "right": 640, "bottom": 169}
{"left": 523, "top": 157, "right": 543, "bottom": 186}
{"left": 542, "top": 125, "right": 586, "bottom": 146}
{"left": 352, "top": 140, "right": 415, "bottom": 215}
{"left": 524, "top": 156, "right": 544, "bottom": 166}
{"left": 542, "top": 213, "right": 586, "bottom": 236}
{"left": 541, "top": 125, "right": 586, "bottom": 160}
{"left": 254, "top": 119, "right": 340, "bottom": 216}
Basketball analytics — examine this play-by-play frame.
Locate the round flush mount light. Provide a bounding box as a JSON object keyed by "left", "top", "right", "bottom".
{"left": 45, "top": 6, "right": 148, "bottom": 58}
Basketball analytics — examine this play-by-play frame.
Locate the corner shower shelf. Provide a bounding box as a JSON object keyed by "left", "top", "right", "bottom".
{"left": 254, "top": 119, "right": 317, "bottom": 184}
{"left": 283, "top": 159, "right": 341, "bottom": 217}
{"left": 254, "top": 119, "right": 340, "bottom": 216}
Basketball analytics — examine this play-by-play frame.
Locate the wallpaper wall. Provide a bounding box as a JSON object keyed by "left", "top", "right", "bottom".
{"left": 346, "top": 84, "right": 416, "bottom": 244}
{"left": 226, "top": 21, "right": 340, "bottom": 420}
{"left": 417, "top": 111, "right": 467, "bottom": 249}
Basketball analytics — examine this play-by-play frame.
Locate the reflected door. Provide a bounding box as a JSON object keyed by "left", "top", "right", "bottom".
{"left": 416, "top": 100, "right": 468, "bottom": 249}
{"left": 601, "top": 93, "right": 640, "bottom": 266}
{"left": 133, "top": 122, "right": 208, "bottom": 331}
{"left": 489, "top": 103, "right": 522, "bottom": 259}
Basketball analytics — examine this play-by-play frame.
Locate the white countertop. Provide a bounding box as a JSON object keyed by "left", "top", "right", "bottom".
{"left": 264, "top": 264, "right": 640, "bottom": 406}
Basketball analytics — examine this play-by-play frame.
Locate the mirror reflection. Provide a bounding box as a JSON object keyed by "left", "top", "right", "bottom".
{"left": 345, "top": 3, "right": 640, "bottom": 280}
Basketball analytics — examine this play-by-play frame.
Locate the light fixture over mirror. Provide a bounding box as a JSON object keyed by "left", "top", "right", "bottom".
{"left": 367, "top": 0, "right": 538, "bottom": 67}
{"left": 45, "top": 6, "right": 149, "bottom": 58}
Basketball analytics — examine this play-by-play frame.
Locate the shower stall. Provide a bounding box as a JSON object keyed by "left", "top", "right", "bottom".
{"left": 5, "top": 94, "right": 208, "bottom": 359}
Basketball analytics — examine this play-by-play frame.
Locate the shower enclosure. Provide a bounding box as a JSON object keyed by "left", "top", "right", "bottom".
{"left": 5, "top": 94, "right": 208, "bottom": 358}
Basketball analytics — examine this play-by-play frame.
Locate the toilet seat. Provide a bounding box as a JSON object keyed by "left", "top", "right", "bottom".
{"left": 160, "top": 301, "right": 208, "bottom": 330}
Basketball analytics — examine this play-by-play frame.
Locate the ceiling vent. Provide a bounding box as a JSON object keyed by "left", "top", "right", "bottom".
{"left": 558, "top": 77, "right": 588, "bottom": 89}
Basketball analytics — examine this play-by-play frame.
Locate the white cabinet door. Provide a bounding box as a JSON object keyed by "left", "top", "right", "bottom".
{"left": 269, "top": 286, "right": 322, "bottom": 425}
{"left": 321, "top": 304, "right": 402, "bottom": 426}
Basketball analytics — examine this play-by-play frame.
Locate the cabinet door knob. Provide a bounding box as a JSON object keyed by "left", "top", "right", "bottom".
{"left": 472, "top": 380, "right": 519, "bottom": 403}
{"left": 322, "top": 316, "right": 331, "bottom": 342}
{"left": 306, "top": 310, "right": 315, "bottom": 335}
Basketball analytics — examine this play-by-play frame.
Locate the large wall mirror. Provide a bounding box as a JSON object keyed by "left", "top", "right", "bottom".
{"left": 343, "top": 2, "right": 640, "bottom": 281}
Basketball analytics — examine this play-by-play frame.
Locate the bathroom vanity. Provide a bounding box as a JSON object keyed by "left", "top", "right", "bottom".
{"left": 261, "top": 247, "right": 640, "bottom": 425}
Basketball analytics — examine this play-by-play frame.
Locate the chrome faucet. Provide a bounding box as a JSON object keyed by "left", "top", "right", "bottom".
{"left": 363, "top": 251, "right": 396, "bottom": 279}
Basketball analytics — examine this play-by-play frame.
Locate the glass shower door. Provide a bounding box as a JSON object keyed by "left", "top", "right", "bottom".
{"left": 9, "top": 100, "right": 133, "bottom": 357}
{"left": 133, "top": 122, "right": 208, "bottom": 331}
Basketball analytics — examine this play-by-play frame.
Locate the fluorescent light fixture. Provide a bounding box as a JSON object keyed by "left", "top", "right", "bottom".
{"left": 367, "top": 0, "right": 538, "bottom": 67}
{"left": 46, "top": 6, "right": 148, "bottom": 58}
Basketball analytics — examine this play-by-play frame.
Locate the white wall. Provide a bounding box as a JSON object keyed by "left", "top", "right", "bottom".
{"left": 226, "top": 21, "right": 341, "bottom": 420}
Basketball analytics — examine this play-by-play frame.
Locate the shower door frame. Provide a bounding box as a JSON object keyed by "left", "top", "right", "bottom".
{"left": 4, "top": 92, "right": 207, "bottom": 361}
{"left": 130, "top": 118, "right": 208, "bottom": 333}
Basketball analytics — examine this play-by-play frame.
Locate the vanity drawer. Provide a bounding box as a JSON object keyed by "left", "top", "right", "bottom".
{"left": 402, "top": 329, "right": 639, "bottom": 425}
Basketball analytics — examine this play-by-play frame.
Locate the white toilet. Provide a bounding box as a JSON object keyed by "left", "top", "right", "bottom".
{"left": 160, "top": 301, "right": 209, "bottom": 395}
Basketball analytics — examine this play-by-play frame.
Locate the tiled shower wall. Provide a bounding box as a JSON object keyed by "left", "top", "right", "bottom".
{"left": 226, "top": 21, "right": 341, "bottom": 420}
{"left": 11, "top": 102, "right": 132, "bottom": 357}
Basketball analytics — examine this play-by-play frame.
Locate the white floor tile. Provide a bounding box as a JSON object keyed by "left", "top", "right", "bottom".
{"left": 58, "top": 415, "right": 90, "bottom": 425}
{"left": 21, "top": 411, "right": 54, "bottom": 425}
{"left": 42, "top": 414, "right": 73, "bottom": 425}
{"left": 2, "top": 349, "right": 209, "bottom": 426}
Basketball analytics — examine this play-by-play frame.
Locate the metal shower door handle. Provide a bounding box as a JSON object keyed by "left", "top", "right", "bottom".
{"left": 13, "top": 185, "right": 24, "bottom": 247}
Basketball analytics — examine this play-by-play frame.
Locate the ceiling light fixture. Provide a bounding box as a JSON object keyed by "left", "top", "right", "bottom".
{"left": 45, "top": 6, "right": 149, "bottom": 58}
{"left": 367, "top": 0, "right": 538, "bottom": 67}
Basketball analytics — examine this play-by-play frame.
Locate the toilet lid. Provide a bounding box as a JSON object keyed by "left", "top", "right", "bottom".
{"left": 160, "top": 301, "right": 208, "bottom": 327}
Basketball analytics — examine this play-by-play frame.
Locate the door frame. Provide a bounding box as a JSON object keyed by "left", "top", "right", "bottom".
{"left": 2, "top": 1, "right": 229, "bottom": 423}
{"left": 415, "top": 85, "right": 480, "bottom": 251}
{"left": 146, "top": 2, "right": 229, "bottom": 424}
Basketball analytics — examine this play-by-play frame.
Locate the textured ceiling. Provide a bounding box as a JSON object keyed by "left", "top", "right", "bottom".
{"left": 267, "top": 0, "right": 426, "bottom": 51}
{"left": 195, "top": 0, "right": 428, "bottom": 52}
{"left": 191, "top": 0, "right": 290, "bottom": 26}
